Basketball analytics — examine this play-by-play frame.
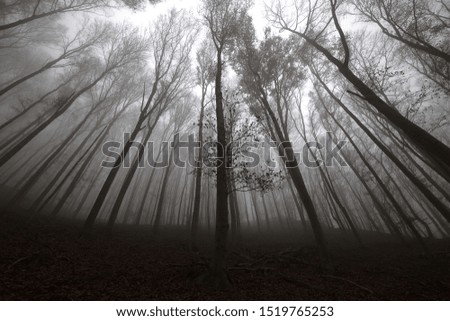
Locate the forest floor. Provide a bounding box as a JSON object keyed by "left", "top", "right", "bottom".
{"left": 0, "top": 212, "right": 449, "bottom": 300}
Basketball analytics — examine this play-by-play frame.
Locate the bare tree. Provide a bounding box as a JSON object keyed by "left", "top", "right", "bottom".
{"left": 0, "top": 20, "right": 110, "bottom": 97}
{"left": 0, "top": 21, "right": 146, "bottom": 169}
{"left": 83, "top": 9, "right": 197, "bottom": 232}
{"left": 232, "top": 24, "right": 333, "bottom": 270}
{"left": 32, "top": 72, "right": 138, "bottom": 215}
{"left": 190, "top": 41, "right": 214, "bottom": 251}
{"left": 200, "top": 0, "right": 252, "bottom": 287}
{"left": 267, "top": 0, "right": 450, "bottom": 183}
{"left": 310, "top": 64, "right": 450, "bottom": 223}
{"left": 0, "top": 0, "right": 157, "bottom": 31}
{"left": 351, "top": 0, "right": 450, "bottom": 63}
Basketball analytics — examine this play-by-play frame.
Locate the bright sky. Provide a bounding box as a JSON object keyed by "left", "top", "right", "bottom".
{"left": 116, "top": 0, "right": 269, "bottom": 39}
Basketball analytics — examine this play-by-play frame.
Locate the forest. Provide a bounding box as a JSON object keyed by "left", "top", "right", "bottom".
{"left": 0, "top": 0, "right": 449, "bottom": 300}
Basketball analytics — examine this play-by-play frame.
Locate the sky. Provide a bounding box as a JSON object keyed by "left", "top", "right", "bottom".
{"left": 115, "top": 0, "right": 269, "bottom": 39}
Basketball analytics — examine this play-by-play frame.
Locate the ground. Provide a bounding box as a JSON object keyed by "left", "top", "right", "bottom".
{"left": 0, "top": 212, "right": 449, "bottom": 300}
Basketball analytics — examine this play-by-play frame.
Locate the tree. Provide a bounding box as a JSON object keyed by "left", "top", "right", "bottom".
{"left": 0, "top": 21, "right": 146, "bottom": 169}
{"left": 190, "top": 41, "right": 215, "bottom": 251}
{"left": 34, "top": 72, "right": 138, "bottom": 216}
{"left": 310, "top": 63, "right": 450, "bottom": 223}
{"left": 150, "top": 99, "right": 193, "bottom": 236}
{"left": 315, "top": 91, "right": 430, "bottom": 253}
{"left": 0, "top": 20, "right": 110, "bottom": 97}
{"left": 200, "top": 0, "right": 252, "bottom": 287}
{"left": 267, "top": 0, "right": 450, "bottom": 184}
{"left": 232, "top": 24, "right": 333, "bottom": 270}
{"left": 83, "top": 9, "right": 196, "bottom": 232}
{"left": 351, "top": 0, "right": 450, "bottom": 63}
{"left": 0, "top": 0, "right": 157, "bottom": 31}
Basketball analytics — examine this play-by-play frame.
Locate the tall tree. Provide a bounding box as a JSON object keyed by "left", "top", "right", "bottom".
{"left": 232, "top": 26, "right": 333, "bottom": 270}
{"left": 0, "top": 0, "right": 156, "bottom": 31}
{"left": 200, "top": 0, "right": 252, "bottom": 287}
{"left": 190, "top": 41, "right": 214, "bottom": 251}
{"left": 267, "top": 0, "right": 450, "bottom": 183}
{"left": 83, "top": 9, "right": 196, "bottom": 232}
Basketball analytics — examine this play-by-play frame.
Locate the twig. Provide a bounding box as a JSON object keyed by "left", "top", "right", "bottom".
{"left": 167, "top": 262, "right": 207, "bottom": 268}
{"left": 7, "top": 254, "right": 39, "bottom": 270}
{"left": 321, "top": 274, "right": 375, "bottom": 295}
{"left": 228, "top": 266, "right": 275, "bottom": 272}
{"left": 279, "top": 254, "right": 317, "bottom": 267}
{"left": 278, "top": 273, "right": 330, "bottom": 295}
{"left": 347, "top": 90, "right": 366, "bottom": 101}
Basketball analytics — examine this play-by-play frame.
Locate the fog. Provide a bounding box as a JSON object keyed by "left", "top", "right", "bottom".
{"left": 0, "top": 0, "right": 449, "bottom": 300}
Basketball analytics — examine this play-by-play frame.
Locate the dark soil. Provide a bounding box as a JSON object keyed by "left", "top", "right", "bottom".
{"left": 1, "top": 212, "right": 449, "bottom": 300}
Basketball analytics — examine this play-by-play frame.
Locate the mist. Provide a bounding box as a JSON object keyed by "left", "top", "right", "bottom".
{"left": 0, "top": 0, "right": 449, "bottom": 300}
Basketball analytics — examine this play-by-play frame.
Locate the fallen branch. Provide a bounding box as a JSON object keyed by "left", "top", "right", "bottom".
{"left": 7, "top": 254, "right": 40, "bottom": 270}
{"left": 167, "top": 262, "right": 207, "bottom": 268}
{"left": 278, "top": 273, "right": 330, "bottom": 295}
{"left": 321, "top": 274, "right": 374, "bottom": 295}
{"left": 228, "top": 266, "right": 275, "bottom": 272}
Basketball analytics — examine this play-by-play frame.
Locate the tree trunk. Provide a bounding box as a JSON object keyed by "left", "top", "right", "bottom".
{"left": 315, "top": 80, "right": 450, "bottom": 223}
{"left": 190, "top": 89, "right": 206, "bottom": 250}
{"left": 106, "top": 129, "right": 152, "bottom": 234}
{"left": 330, "top": 109, "right": 429, "bottom": 253}
{"left": 7, "top": 107, "right": 95, "bottom": 208}
{"left": 257, "top": 86, "right": 332, "bottom": 271}
{"left": 36, "top": 126, "right": 108, "bottom": 215}
{"left": 0, "top": 70, "right": 108, "bottom": 168}
{"left": 303, "top": 37, "right": 450, "bottom": 181}
{"left": 209, "top": 48, "right": 230, "bottom": 287}
{"left": 31, "top": 115, "right": 106, "bottom": 211}
{"left": 82, "top": 117, "right": 144, "bottom": 233}
{"left": 151, "top": 148, "right": 175, "bottom": 235}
